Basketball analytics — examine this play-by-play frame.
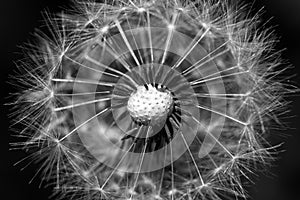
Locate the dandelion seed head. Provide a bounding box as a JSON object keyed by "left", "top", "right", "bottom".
{"left": 8, "top": 0, "right": 298, "bottom": 199}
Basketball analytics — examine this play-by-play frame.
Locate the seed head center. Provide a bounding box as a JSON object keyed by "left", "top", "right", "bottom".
{"left": 127, "top": 84, "right": 173, "bottom": 125}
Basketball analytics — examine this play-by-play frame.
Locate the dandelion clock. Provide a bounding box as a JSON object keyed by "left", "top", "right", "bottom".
{"left": 9, "top": 0, "right": 298, "bottom": 200}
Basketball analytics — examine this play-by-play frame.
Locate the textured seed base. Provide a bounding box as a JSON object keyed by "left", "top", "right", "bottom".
{"left": 127, "top": 85, "right": 173, "bottom": 124}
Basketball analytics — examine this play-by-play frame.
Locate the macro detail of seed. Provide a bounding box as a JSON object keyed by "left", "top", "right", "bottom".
{"left": 9, "top": 0, "right": 297, "bottom": 200}
{"left": 127, "top": 84, "right": 173, "bottom": 125}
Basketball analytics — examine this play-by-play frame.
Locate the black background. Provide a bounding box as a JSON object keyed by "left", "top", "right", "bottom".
{"left": 2, "top": 0, "right": 300, "bottom": 200}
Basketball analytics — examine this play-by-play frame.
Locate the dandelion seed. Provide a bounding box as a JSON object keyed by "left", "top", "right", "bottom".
{"left": 9, "top": 0, "right": 297, "bottom": 200}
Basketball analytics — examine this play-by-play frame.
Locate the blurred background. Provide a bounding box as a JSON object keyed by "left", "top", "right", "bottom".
{"left": 2, "top": 0, "right": 300, "bottom": 199}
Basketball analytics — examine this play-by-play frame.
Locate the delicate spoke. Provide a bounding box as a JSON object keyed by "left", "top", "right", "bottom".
{"left": 157, "top": 147, "right": 167, "bottom": 197}
{"left": 190, "top": 64, "right": 240, "bottom": 84}
{"left": 164, "top": 125, "right": 174, "bottom": 200}
{"left": 115, "top": 20, "right": 141, "bottom": 66}
{"left": 192, "top": 133, "right": 219, "bottom": 168}
{"left": 179, "top": 106, "right": 240, "bottom": 160}
{"left": 192, "top": 94, "right": 243, "bottom": 100}
{"left": 187, "top": 111, "right": 235, "bottom": 158}
{"left": 127, "top": 0, "right": 138, "bottom": 8}
{"left": 182, "top": 41, "right": 230, "bottom": 75}
{"left": 161, "top": 11, "right": 179, "bottom": 64}
{"left": 195, "top": 93, "right": 250, "bottom": 97}
{"left": 191, "top": 70, "right": 249, "bottom": 86}
{"left": 180, "top": 132, "right": 205, "bottom": 186}
{"left": 100, "top": 126, "right": 143, "bottom": 190}
{"left": 53, "top": 97, "right": 111, "bottom": 112}
{"left": 51, "top": 78, "right": 115, "bottom": 87}
{"left": 96, "top": 39, "right": 132, "bottom": 72}
{"left": 147, "top": 9, "right": 154, "bottom": 63}
{"left": 85, "top": 54, "right": 138, "bottom": 88}
{"left": 64, "top": 55, "right": 119, "bottom": 78}
{"left": 195, "top": 104, "right": 248, "bottom": 126}
{"left": 130, "top": 126, "right": 151, "bottom": 200}
{"left": 125, "top": 16, "right": 144, "bottom": 65}
{"left": 54, "top": 91, "right": 111, "bottom": 96}
{"left": 172, "top": 27, "right": 211, "bottom": 69}
{"left": 59, "top": 107, "right": 110, "bottom": 142}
